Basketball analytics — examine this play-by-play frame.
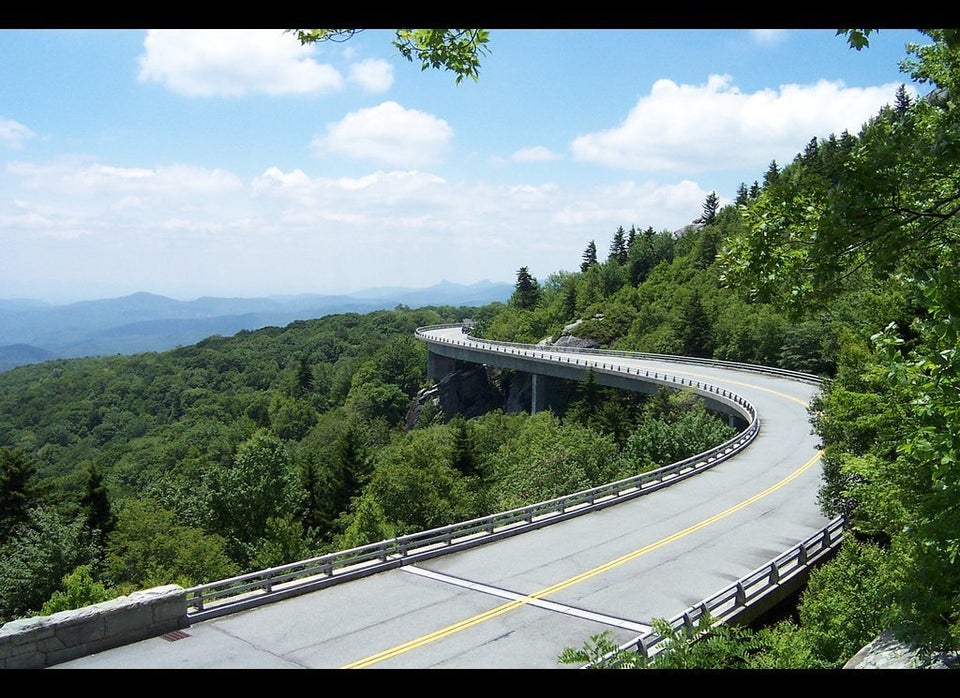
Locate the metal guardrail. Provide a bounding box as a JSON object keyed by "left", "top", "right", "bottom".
{"left": 593, "top": 516, "right": 845, "bottom": 666}
{"left": 414, "top": 323, "right": 823, "bottom": 385}
{"left": 422, "top": 324, "right": 843, "bottom": 668}
{"left": 184, "top": 325, "right": 767, "bottom": 621}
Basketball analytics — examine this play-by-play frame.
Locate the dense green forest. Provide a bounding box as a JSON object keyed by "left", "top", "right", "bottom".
{"left": 2, "top": 29, "right": 959, "bottom": 669}
{"left": 0, "top": 296, "right": 739, "bottom": 626}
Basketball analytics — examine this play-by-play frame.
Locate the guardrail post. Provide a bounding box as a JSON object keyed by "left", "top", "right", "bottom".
{"left": 768, "top": 564, "right": 780, "bottom": 585}
{"left": 735, "top": 582, "right": 746, "bottom": 607}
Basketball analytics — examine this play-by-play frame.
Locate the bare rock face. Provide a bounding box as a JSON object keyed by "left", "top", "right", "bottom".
{"left": 505, "top": 371, "right": 531, "bottom": 414}
{"left": 409, "top": 366, "right": 502, "bottom": 422}
{"left": 550, "top": 335, "right": 600, "bottom": 350}
{"left": 844, "top": 630, "right": 960, "bottom": 669}
{"left": 439, "top": 366, "right": 499, "bottom": 418}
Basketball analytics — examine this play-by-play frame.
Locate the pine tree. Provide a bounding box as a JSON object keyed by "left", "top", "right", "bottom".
{"left": 608, "top": 227, "right": 628, "bottom": 264}
{"left": 580, "top": 241, "right": 598, "bottom": 272}
{"left": 894, "top": 83, "right": 912, "bottom": 117}
{"left": 735, "top": 182, "right": 749, "bottom": 207}
{"left": 697, "top": 192, "right": 719, "bottom": 225}
{"left": 512, "top": 266, "right": 541, "bottom": 310}
{"left": 763, "top": 160, "right": 780, "bottom": 186}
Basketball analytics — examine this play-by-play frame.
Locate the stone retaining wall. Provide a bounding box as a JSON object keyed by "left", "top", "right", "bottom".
{"left": 0, "top": 585, "right": 188, "bottom": 669}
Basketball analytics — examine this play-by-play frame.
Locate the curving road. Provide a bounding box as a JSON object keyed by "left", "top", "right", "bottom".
{"left": 56, "top": 326, "right": 829, "bottom": 669}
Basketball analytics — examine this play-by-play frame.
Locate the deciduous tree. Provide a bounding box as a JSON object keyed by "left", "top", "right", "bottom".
{"left": 289, "top": 29, "right": 490, "bottom": 84}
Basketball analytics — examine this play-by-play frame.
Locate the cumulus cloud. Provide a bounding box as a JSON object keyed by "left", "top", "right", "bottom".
{"left": 348, "top": 58, "right": 394, "bottom": 93}
{"left": 312, "top": 101, "right": 453, "bottom": 168}
{"left": 137, "top": 29, "right": 343, "bottom": 97}
{"left": 570, "top": 74, "right": 908, "bottom": 174}
{"left": 512, "top": 146, "right": 562, "bottom": 163}
{"left": 0, "top": 117, "right": 35, "bottom": 149}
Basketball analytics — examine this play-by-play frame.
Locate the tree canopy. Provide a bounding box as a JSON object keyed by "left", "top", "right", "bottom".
{"left": 289, "top": 29, "right": 490, "bottom": 84}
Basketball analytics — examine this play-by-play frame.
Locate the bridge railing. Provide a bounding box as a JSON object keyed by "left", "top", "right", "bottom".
{"left": 184, "top": 328, "right": 768, "bottom": 621}
{"left": 590, "top": 515, "right": 845, "bottom": 666}
{"left": 185, "top": 419, "right": 759, "bottom": 620}
{"left": 414, "top": 323, "right": 823, "bottom": 386}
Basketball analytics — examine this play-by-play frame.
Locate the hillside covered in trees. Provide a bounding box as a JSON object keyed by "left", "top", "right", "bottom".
{"left": 2, "top": 29, "right": 959, "bottom": 669}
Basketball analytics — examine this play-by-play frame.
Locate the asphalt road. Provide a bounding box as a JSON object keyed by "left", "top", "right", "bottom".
{"left": 55, "top": 330, "right": 827, "bottom": 669}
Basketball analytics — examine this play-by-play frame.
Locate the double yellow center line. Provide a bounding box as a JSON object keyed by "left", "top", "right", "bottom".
{"left": 344, "top": 446, "right": 823, "bottom": 669}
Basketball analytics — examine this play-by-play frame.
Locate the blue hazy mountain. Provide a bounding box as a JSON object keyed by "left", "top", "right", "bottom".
{"left": 0, "top": 280, "right": 512, "bottom": 371}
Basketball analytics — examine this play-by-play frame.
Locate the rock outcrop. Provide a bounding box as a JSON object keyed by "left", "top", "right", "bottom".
{"left": 844, "top": 631, "right": 959, "bottom": 669}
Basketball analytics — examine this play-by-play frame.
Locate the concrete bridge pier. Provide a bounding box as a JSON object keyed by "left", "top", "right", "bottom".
{"left": 531, "top": 373, "right": 548, "bottom": 413}
{"left": 427, "top": 351, "right": 458, "bottom": 382}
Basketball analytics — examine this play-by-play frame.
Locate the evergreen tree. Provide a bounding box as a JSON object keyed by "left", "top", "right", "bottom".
{"left": 677, "top": 291, "right": 714, "bottom": 358}
{"left": 79, "top": 462, "right": 115, "bottom": 543}
{"left": 295, "top": 356, "right": 314, "bottom": 397}
{"left": 580, "top": 241, "right": 598, "bottom": 272}
{"left": 326, "top": 424, "right": 369, "bottom": 523}
{"left": 0, "top": 448, "right": 37, "bottom": 544}
{"left": 697, "top": 191, "right": 719, "bottom": 225}
{"left": 296, "top": 459, "right": 327, "bottom": 535}
{"left": 450, "top": 415, "right": 477, "bottom": 476}
{"left": 735, "top": 182, "right": 750, "bottom": 207}
{"left": 568, "top": 369, "right": 600, "bottom": 425}
{"left": 763, "top": 160, "right": 780, "bottom": 186}
{"left": 894, "top": 83, "right": 912, "bottom": 116}
{"left": 608, "top": 226, "right": 628, "bottom": 264}
{"left": 512, "top": 266, "right": 541, "bottom": 310}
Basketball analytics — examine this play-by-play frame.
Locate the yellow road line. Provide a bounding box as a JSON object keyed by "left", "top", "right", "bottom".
{"left": 343, "top": 449, "right": 824, "bottom": 669}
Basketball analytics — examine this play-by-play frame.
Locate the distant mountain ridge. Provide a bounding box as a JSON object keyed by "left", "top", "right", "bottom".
{"left": 0, "top": 280, "right": 512, "bottom": 371}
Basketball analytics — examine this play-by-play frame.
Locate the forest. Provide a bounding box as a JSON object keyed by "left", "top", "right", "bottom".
{"left": 2, "top": 29, "right": 960, "bottom": 669}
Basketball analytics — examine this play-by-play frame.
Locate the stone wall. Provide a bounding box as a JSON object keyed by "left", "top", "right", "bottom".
{"left": 0, "top": 584, "right": 187, "bottom": 669}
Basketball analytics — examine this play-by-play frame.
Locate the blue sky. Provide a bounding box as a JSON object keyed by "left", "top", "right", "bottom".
{"left": 0, "top": 27, "right": 927, "bottom": 303}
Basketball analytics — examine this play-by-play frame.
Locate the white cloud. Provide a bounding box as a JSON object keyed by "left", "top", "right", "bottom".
{"left": 0, "top": 152, "right": 709, "bottom": 301}
{"left": 512, "top": 146, "right": 562, "bottom": 163}
{"left": 12, "top": 160, "right": 244, "bottom": 196}
{"left": 570, "top": 74, "right": 907, "bottom": 174}
{"left": 3, "top": 158, "right": 247, "bottom": 242}
{"left": 348, "top": 58, "right": 394, "bottom": 93}
{"left": 137, "top": 29, "right": 343, "bottom": 97}
{"left": 312, "top": 101, "right": 453, "bottom": 168}
{"left": 0, "top": 117, "right": 35, "bottom": 149}
{"left": 750, "top": 30, "right": 788, "bottom": 46}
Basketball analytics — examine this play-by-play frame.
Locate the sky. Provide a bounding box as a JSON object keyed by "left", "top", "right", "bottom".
{"left": 0, "top": 26, "right": 930, "bottom": 304}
